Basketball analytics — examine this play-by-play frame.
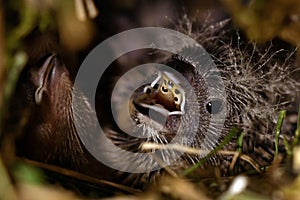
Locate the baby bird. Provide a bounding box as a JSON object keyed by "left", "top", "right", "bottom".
{"left": 6, "top": 19, "right": 300, "bottom": 190}
{"left": 106, "top": 19, "right": 300, "bottom": 183}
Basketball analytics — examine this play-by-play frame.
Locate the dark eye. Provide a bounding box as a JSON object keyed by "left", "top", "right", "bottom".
{"left": 206, "top": 99, "right": 223, "bottom": 114}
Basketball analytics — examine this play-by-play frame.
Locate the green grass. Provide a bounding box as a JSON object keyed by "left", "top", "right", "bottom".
{"left": 181, "top": 127, "right": 242, "bottom": 176}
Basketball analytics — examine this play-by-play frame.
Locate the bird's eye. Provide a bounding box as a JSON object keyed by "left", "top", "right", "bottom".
{"left": 206, "top": 99, "right": 224, "bottom": 114}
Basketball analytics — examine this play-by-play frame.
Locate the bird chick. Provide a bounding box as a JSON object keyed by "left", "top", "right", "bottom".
{"left": 106, "top": 19, "right": 300, "bottom": 185}
{"left": 13, "top": 53, "right": 86, "bottom": 167}
{"left": 6, "top": 19, "right": 300, "bottom": 190}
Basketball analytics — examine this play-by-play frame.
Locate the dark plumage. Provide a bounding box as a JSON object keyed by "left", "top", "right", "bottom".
{"left": 6, "top": 19, "right": 300, "bottom": 190}
{"left": 13, "top": 53, "right": 86, "bottom": 166}
{"left": 108, "top": 19, "right": 300, "bottom": 182}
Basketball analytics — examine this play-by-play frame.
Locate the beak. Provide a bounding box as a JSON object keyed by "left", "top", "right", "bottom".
{"left": 33, "top": 54, "right": 68, "bottom": 105}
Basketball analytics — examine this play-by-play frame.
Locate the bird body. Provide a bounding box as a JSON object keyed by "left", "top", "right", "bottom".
{"left": 6, "top": 19, "right": 300, "bottom": 189}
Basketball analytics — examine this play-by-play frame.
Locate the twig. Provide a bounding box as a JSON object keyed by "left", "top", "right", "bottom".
{"left": 18, "top": 157, "right": 141, "bottom": 194}
{"left": 141, "top": 140, "right": 262, "bottom": 174}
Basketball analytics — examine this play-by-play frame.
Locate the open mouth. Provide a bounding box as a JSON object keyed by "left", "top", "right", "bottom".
{"left": 131, "top": 70, "right": 186, "bottom": 125}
